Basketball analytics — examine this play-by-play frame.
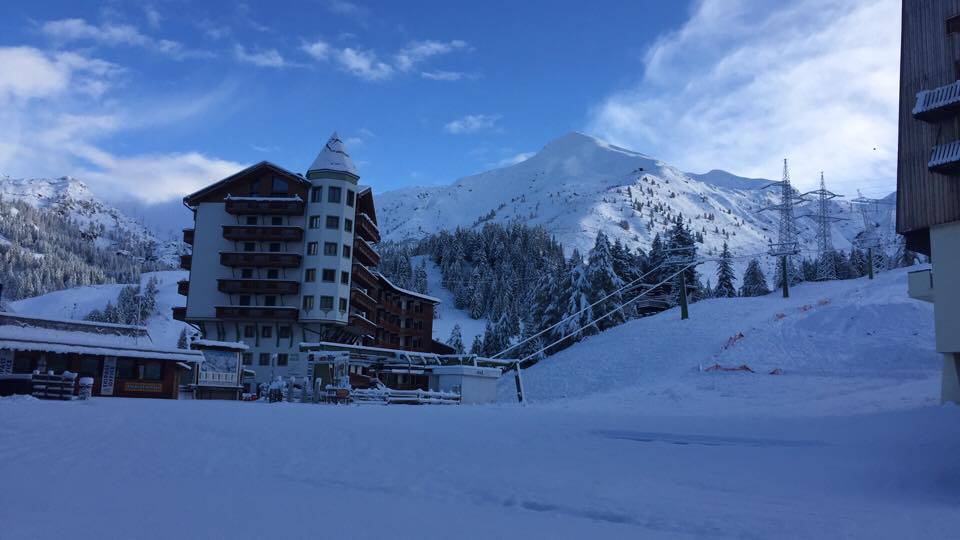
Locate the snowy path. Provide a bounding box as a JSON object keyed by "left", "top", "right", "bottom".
{"left": 1, "top": 397, "right": 958, "bottom": 539}
{"left": 413, "top": 255, "right": 488, "bottom": 347}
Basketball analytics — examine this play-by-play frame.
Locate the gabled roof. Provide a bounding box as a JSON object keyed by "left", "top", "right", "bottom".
{"left": 183, "top": 161, "right": 310, "bottom": 206}
{"left": 307, "top": 132, "right": 359, "bottom": 178}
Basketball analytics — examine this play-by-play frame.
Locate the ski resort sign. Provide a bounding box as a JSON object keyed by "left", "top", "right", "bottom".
{"left": 0, "top": 349, "right": 12, "bottom": 375}
{"left": 101, "top": 357, "right": 117, "bottom": 396}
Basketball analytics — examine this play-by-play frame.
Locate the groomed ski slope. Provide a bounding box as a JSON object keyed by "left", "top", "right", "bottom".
{"left": 503, "top": 266, "right": 942, "bottom": 417}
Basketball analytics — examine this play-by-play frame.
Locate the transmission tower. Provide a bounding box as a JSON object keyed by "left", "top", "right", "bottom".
{"left": 759, "top": 158, "right": 806, "bottom": 297}
{"left": 849, "top": 191, "right": 895, "bottom": 279}
{"left": 799, "top": 172, "right": 846, "bottom": 281}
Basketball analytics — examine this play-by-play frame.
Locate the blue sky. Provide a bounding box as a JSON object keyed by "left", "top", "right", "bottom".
{"left": 0, "top": 0, "right": 899, "bottom": 210}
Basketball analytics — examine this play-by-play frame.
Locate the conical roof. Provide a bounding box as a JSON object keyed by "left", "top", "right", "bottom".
{"left": 307, "top": 132, "right": 358, "bottom": 178}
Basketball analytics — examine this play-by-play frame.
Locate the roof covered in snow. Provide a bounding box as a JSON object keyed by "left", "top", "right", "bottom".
{"left": 191, "top": 339, "right": 248, "bottom": 351}
{"left": 307, "top": 132, "right": 358, "bottom": 179}
{"left": 0, "top": 312, "right": 202, "bottom": 363}
{"left": 376, "top": 273, "right": 441, "bottom": 304}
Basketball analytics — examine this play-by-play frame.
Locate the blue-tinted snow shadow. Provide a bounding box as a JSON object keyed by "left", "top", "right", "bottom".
{"left": 594, "top": 429, "right": 829, "bottom": 448}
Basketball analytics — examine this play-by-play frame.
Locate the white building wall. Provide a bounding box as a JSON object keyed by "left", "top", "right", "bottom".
{"left": 186, "top": 202, "right": 236, "bottom": 319}
{"left": 930, "top": 220, "right": 960, "bottom": 403}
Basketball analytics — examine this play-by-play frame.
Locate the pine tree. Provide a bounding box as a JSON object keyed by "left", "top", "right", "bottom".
{"left": 586, "top": 231, "right": 626, "bottom": 330}
{"left": 740, "top": 259, "right": 771, "bottom": 297}
{"left": 446, "top": 324, "right": 465, "bottom": 354}
{"left": 469, "top": 334, "right": 484, "bottom": 355}
{"left": 714, "top": 242, "right": 737, "bottom": 298}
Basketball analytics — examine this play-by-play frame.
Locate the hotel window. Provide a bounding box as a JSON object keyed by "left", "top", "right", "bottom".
{"left": 242, "top": 353, "right": 253, "bottom": 365}
{"left": 269, "top": 242, "right": 281, "bottom": 253}
{"left": 239, "top": 295, "right": 252, "bottom": 306}
{"left": 78, "top": 357, "right": 99, "bottom": 377}
{"left": 302, "top": 295, "right": 314, "bottom": 310}
{"left": 243, "top": 242, "right": 256, "bottom": 252}
{"left": 319, "top": 296, "right": 334, "bottom": 310}
{"left": 339, "top": 298, "right": 348, "bottom": 312}
{"left": 948, "top": 14, "right": 960, "bottom": 34}
{"left": 341, "top": 271, "right": 350, "bottom": 285}
{"left": 277, "top": 353, "right": 289, "bottom": 367}
{"left": 322, "top": 269, "right": 336, "bottom": 282}
{"left": 309, "top": 215, "right": 322, "bottom": 229}
{"left": 241, "top": 268, "right": 254, "bottom": 279}
{"left": 278, "top": 326, "right": 291, "bottom": 339}
{"left": 249, "top": 178, "right": 261, "bottom": 196}
{"left": 244, "top": 325, "right": 256, "bottom": 338}
{"left": 346, "top": 190, "right": 355, "bottom": 207}
{"left": 342, "top": 245, "right": 351, "bottom": 259}
{"left": 117, "top": 359, "right": 135, "bottom": 379}
{"left": 328, "top": 186, "right": 342, "bottom": 203}
{"left": 267, "top": 269, "right": 279, "bottom": 279}
{"left": 311, "top": 186, "right": 322, "bottom": 203}
{"left": 307, "top": 242, "right": 318, "bottom": 255}
{"left": 324, "top": 242, "right": 338, "bottom": 256}
{"left": 344, "top": 219, "right": 353, "bottom": 233}
{"left": 326, "top": 215, "right": 339, "bottom": 229}
{"left": 305, "top": 268, "right": 316, "bottom": 282}
{"left": 271, "top": 177, "right": 288, "bottom": 196}
{"left": 264, "top": 295, "right": 277, "bottom": 306}
{"left": 259, "top": 353, "right": 270, "bottom": 366}
{"left": 271, "top": 216, "right": 283, "bottom": 226}
{"left": 261, "top": 326, "right": 273, "bottom": 338}
{"left": 246, "top": 216, "right": 258, "bottom": 225}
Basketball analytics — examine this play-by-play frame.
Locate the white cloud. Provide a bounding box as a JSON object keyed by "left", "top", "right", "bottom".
{"left": 586, "top": 0, "right": 899, "bottom": 195}
{"left": 335, "top": 47, "right": 393, "bottom": 81}
{"left": 421, "top": 70, "right": 466, "bottom": 81}
{"left": 40, "top": 18, "right": 212, "bottom": 60}
{"left": 301, "top": 39, "right": 331, "bottom": 61}
{"left": 144, "top": 5, "right": 163, "bottom": 28}
{"left": 234, "top": 44, "right": 292, "bottom": 68}
{"left": 395, "top": 40, "right": 468, "bottom": 72}
{"left": 444, "top": 114, "right": 502, "bottom": 134}
{"left": 495, "top": 152, "right": 534, "bottom": 167}
{"left": 0, "top": 46, "right": 242, "bottom": 204}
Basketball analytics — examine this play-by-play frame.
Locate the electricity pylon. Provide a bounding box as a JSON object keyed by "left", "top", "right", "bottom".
{"left": 800, "top": 172, "right": 846, "bottom": 281}
{"left": 850, "top": 191, "right": 895, "bottom": 279}
{"left": 759, "top": 158, "right": 806, "bottom": 297}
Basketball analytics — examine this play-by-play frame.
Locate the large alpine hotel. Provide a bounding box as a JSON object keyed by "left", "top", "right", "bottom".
{"left": 174, "top": 133, "right": 451, "bottom": 385}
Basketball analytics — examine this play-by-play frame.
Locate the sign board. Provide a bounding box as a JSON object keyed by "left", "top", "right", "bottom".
{"left": 0, "top": 349, "right": 12, "bottom": 375}
{"left": 199, "top": 349, "right": 239, "bottom": 386}
{"left": 101, "top": 357, "right": 117, "bottom": 396}
{"left": 124, "top": 381, "right": 163, "bottom": 393}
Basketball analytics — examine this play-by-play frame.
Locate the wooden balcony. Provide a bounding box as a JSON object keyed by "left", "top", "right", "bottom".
{"left": 928, "top": 140, "right": 960, "bottom": 174}
{"left": 352, "top": 262, "right": 378, "bottom": 289}
{"left": 177, "top": 279, "right": 189, "bottom": 296}
{"left": 348, "top": 313, "right": 378, "bottom": 336}
{"left": 183, "top": 228, "right": 195, "bottom": 246}
{"left": 215, "top": 306, "right": 299, "bottom": 321}
{"left": 356, "top": 212, "right": 381, "bottom": 243}
{"left": 180, "top": 254, "right": 192, "bottom": 270}
{"left": 222, "top": 225, "right": 303, "bottom": 242}
{"left": 217, "top": 279, "right": 299, "bottom": 295}
{"left": 913, "top": 80, "right": 960, "bottom": 122}
{"left": 219, "top": 252, "right": 302, "bottom": 268}
{"left": 350, "top": 286, "right": 377, "bottom": 313}
{"left": 225, "top": 197, "right": 304, "bottom": 215}
{"left": 172, "top": 306, "right": 187, "bottom": 322}
{"left": 353, "top": 238, "right": 381, "bottom": 267}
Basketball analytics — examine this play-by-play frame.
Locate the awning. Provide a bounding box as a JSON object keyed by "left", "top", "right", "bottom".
{"left": 0, "top": 339, "right": 203, "bottom": 363}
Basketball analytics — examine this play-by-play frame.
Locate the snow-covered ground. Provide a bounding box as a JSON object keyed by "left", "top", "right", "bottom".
{"left": 9, "top": 270, "right": 189, "bottom": 347}
{"left": 3, "top": 267, "right": 958, "bottom": 539}
{"left": 415, "top": 255, "right": 489, "bottom": 347}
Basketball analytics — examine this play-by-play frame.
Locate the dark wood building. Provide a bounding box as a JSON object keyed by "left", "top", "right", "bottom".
{"left": 898, "top": 0, "right": 960, "bottom": 404}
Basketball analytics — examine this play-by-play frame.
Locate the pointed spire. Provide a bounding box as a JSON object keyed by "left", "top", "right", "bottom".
{"left": 307, "top": 132, "right": 358, "bottom": 179}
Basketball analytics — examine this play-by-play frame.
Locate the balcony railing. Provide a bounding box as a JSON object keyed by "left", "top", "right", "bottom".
{"left": 220, "top": 252, "right": 302, "bottom": 268}
{"left": 350, "top": 286, "right": 377, "bottom": 312}
{"left": 353, "top": 238, "right": 381, "bottom": 266}
{"left": 215, "top": 306, "right": 299, "bottom": 321}
{"left": 183, "top": 228, "right": 195, "bottom": 246}
{"left": 225, "top": 196, "right": 305, "bottom": 216}
{"left": 352, "top": 262, "right": 378, "bottom": 288}
{"left": 928, "top": 140, "right": 960, "bottom": 174}
{"left": 198, "top": 371, "right": 238, "bottom": 386}
{"left": 218, "top": 279, "right": 299, "bottom": 295}
{"left": 177, "top": 279, "right": 189, "bottom": 296}
{"left": 172, "top": 306, "right": 187, "bottom": 321}
{"left": 180, "top": 254, "right": 192, "bottom": 270}
{"left": 223, "top": 225, "right": 303, "bottom": 242}
{"left": 914, "top": 80, "right": 960, "bottom": 122}
{"left": 348, "top": 313, "right": 378, "bottom": 335}
{"left": 356, "top": 212, "right": 381, "bottom": 243}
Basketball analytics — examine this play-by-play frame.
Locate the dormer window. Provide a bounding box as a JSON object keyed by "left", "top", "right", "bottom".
{"left": 271, "top": 177, "right": 288, "bottom": 196}
{"left": 249, "top": 178, "right": 261, "bottom": 196}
